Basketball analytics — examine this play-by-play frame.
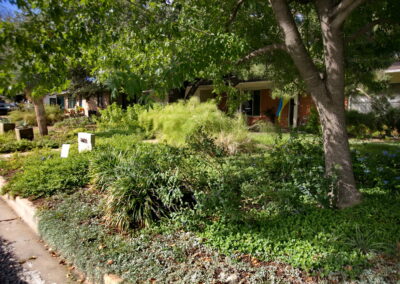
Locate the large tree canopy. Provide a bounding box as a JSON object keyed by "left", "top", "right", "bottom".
{"left": 1, "top": 0, "right": 399, "bottom": 207}
{"left": 0, "top": 5, "right": 71, "bottom": 135}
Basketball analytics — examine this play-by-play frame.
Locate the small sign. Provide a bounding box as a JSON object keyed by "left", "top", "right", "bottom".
{"left": 61, "top": 144, "right": 70, "bottom": 158}
{"left": 78, "top": 132, "right": 95, "bottom": 153}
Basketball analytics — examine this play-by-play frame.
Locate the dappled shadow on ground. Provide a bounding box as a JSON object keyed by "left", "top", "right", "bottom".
{"left": 0, "top": 237, "right": 28, "bottom": 284}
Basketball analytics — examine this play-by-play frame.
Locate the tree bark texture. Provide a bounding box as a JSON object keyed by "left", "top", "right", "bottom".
{"left": 270, "top": 0, "right": 362, "bottom": 208}
{"left": 33, "top": 97, "right": 48, "bottom": 136}
{"left": 26, "top": 89, "right": 48, "bottom": 136}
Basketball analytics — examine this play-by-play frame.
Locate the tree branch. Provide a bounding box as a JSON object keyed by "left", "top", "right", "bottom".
{"left": 345, "top": 18, "right": 393, "bottom": 43}
{"left": 225, "top": 0, "right": 245, "bottom": 32}
{"left": 237, "top": 43, "right": 286, "bottom": 64}
{"left": 330, "top": 0, "right": 367, "bottom": 28}
{"left": 270, "top": 0, "right": 324, "bottom": 97}
{"left": 184, "top": 78, "right": 206, "bottom": 99}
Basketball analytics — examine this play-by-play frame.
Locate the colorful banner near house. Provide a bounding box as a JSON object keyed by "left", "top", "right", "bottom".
{"left": 275, "top": 98, "right": 290, "bottom": 121}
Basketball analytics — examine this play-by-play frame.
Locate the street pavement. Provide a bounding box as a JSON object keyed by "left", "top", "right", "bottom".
{"left": 0, "top": 198, "right": 73, "bottom": 284}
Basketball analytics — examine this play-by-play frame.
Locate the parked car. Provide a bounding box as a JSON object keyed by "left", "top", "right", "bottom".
{"left": 0, "top": 102, "right": 17, "bottom": 115}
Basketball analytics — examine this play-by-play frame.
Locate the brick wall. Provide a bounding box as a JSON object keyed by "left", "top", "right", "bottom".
{"left": 215, "top": 89, "right": 317, "bottom": 128}
{"left": 297, "top": 95, "right": 315, "bottom": 126}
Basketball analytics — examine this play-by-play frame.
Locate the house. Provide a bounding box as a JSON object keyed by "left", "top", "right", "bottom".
{"left": 44, "top": 84, "right": 112, "bottom": 116}
{"left": 185, "top": 80, "right": 315, "bottom": 128}
{"left": 348, "top": 62, "right": 400, "bottom": 113}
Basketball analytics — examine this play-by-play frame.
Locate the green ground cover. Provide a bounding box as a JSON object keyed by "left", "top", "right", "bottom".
{"left": 0, "top": 116, "right": 95, "bottom": 154}
{"left": 1, "top": 103, "right": 399, "bottom": 283}
{"left": 0, "top": 131, "right": 62, "bottom": 153}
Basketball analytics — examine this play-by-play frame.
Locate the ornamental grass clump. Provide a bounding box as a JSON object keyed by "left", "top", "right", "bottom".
{"left": 138, "top": 97, "right": 251, "bottom": 153}
{"left": 91, "top": 143, "right": 196, "bottom": 231}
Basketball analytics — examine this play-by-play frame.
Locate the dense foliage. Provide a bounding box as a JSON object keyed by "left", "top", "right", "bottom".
{"left": 91, "top": 143, "right": 195, "bottom": 230}
{"left": 352, "top": 144, "right": 400, "bottom": 193}
{"left": 201, "top": 187, "right": 400, "bottom": 278}
{"left": 38, "top": 191, "right": 313, "bottom": 283}
{"left": 346, "top": 108, "right": 400, "bottom": 138}
{"left": 139, "top": 97, "right": 250, "bottom": 151}
{"left": 95, "top": 103, "right": 145, "bottom": 132}
{"left": 2, "top": 130, "right": 399, "bottom": 280}
{"left": 53, "top": 116, "right": 94, "bottom": 130}
{"left": 0, "top": 131, "right": 63, "bottom": 153}
{"left": 1, "top": 150, "right": 91, "bottom": 198}
{"left": 8, "top": 105, "right": 64, "bottom": 126}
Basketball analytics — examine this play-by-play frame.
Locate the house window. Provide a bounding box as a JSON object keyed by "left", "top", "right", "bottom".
{"left": 97, "top": 94, "right": 104, "bottom": 108}
{"left": 68, "top": 96, "right": 76, "bottom": 108}
{"left": 242, "top": 90, "right": 261, "bottom": 116}
{"left": 49, "top": 98, "right": 57, "bottom": 105}
{"left": 56, "top": 96, "right": 65, "bottom": 109}
{"left": 79, "top": 96, "right": 83, "bottom": 107}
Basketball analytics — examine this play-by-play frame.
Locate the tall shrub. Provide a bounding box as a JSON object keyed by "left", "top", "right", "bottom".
{"left": 95, "top": 103, "right": 145, "bottom": 132}
{"left": 138, "top": 97, "right": 250, "bottom": 149}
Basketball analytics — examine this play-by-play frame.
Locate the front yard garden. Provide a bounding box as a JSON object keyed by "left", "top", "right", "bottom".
{"left": 0, "top": 100, "right": 399, "bottom": 283}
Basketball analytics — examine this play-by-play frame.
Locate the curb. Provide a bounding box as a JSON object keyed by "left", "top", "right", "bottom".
{"left": 1, "top": 193, "right": 39, "bottom": 234}
{"left": 0, "top": 176, "right": 126, "bottom": 284}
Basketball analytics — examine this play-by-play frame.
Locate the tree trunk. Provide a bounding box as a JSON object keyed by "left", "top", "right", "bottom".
{"left": 313, "top": 95, "right": 362, "bottom": 208}
{"left": 26, "top": 89, "right": 48, "bottom": 136}
{"left": 317, "top": 11, "right": 362, "bottom": 208}
{"left": 33, "top": 97, "right": 48, "bottom": 136}
{"left": 270, "top": 0, "right": 362, "bottom": 208}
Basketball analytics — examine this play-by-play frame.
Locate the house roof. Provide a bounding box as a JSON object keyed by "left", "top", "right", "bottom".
{"left": 385, "top": 62, "right": 400, "bottom": 74}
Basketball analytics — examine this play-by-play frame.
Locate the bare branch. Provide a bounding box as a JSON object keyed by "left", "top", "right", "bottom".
{"left": 330, "top": 0, "right": 367, "bottom": 28}
{"left": 225, "top": 0, "right": 245, "bottom": 32}
{"left": 237, "top": 43, "right": 286, "bottom": 64}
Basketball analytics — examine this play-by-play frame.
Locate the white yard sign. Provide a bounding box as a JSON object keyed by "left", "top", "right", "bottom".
{"left": 78, "top": 132, "right": 95, "bottom": 153}
{"left": 60, "top": 144, "right": 71, "bottom": 158}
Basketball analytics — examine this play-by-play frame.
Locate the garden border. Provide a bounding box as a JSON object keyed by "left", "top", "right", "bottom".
{"left": 0, "top": 176, "right": 126, "bottom": 284}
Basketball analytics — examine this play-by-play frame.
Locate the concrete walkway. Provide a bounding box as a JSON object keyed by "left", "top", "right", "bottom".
{"left": 0, "top": 198, "right": 74, "bottom": 284}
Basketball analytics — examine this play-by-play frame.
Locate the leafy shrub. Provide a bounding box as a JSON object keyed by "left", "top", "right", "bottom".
{"left": 192, "top": 154, "right": 269, "bottom": 221}
{"left": 383, "top": 107, "right": 400, "bottom": 133}
{"left": 300, "top": 107, "right": 321, "bottom": 134}
{"left": 0, "top": 132, "right": 61, "bottom": 153}
{"left": 8, "top": 104, "right": 63, "bottom": 126}
{"left": 91, "top": 143, "right": 195, "bottom": 230}
{"left": 138, "top": 97, "right": 250, "bottom": 150}
{"left": 95, "top": 103, "right": 145, "bottom": 132}
{"left": 265, "top": 135, "right": 336, "bottom": 208}
{"left": 346, "top": 108, "right": 400, "bottom": 138}
{"left": 186, "top": 127, "right": 227, "bottom": 157}
{"left": 53, "top": 116, "right": 94, "bottom": 129}
{"left": 2, "top": 151, "right": 91, "bottom": 199}
{"left": 346, "top": 110, "right": 378, "bottom": 138}
{"left": 45, "top": 105, "right": 64, "bottom": 125}
{"left": 352, "top": 147, "right": 400, "bottom": 193}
